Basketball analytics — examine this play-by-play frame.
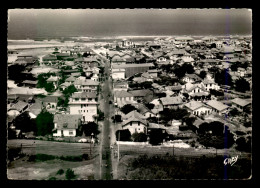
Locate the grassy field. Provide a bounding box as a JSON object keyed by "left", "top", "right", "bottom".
{"left": 7, "top": 139, "right": 99, "bottom": 180}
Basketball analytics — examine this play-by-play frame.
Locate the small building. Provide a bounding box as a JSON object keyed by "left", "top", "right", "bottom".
{"left": 231, "top": 98, "right": 252, "bottom": 112}
{"left": 206, "top": 100, "right": 229, "bottom": 115}
{"left": 53, "top": 114, "right": 82, "bottom": 137}
{"left": 160, "top": 96, "right": 183, "bottom": 109}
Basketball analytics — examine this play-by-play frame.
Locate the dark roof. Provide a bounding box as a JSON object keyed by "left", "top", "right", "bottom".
{"left": 54, "top": 114, "right": 82, "bottom": 130}
{"left": 39, "top": 95, "right": 59, "bottom": 103}
{"left": 129, "top": 89, "right": 152, "bottom": 97}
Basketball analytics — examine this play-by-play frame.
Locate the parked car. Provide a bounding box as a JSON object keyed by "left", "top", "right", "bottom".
{"left": 78, "top": 138, "right": 88, "bottom": 143}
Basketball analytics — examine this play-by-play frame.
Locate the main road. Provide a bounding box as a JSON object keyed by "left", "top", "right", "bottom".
{"left": 99, "top": 57, "right": 114, "bottom": 180}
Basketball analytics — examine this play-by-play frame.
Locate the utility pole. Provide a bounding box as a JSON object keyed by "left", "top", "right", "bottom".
{"left": 118, "top": 131, "right": 120, "bottom": 162}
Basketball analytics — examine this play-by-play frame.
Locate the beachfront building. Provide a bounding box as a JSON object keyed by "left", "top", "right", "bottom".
{"left": 53, "top": 114, "right": 82, "bottom": 137}
{"left": 68, "top": 92, "right": 98, "bottom": 122}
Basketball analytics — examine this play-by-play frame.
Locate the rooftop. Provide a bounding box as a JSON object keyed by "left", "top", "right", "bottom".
{"left": 206, "top": 100, "right": 229, "bottom": 111}
{"left": 184, "top": 101, "right": 206, "bottom": 111}
{"left": 160, "top": 96, "right": 183, "bottom": 106}
{"left": 231, "top": 98, "right": 251, "bottom": 107}
{"left": 53, "top": 114, "right": 82, "bottom": 130}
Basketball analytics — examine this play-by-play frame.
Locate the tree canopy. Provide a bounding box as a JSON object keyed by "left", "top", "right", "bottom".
{"left": 36, "top": 109, "right": 54, "bottom": 136}
{"left": 197, "top": 121, "right": 235, "bottom": 149}
{"left": 80, "top": 122, "right": 100, "bottom": 137}
{"left": 199, "top": 70, "right": 207, "bottom": 79}
{"left": 234, "top": 77, "right": 250, "bottom": 93}
{"left": 214, "top": 69, "right": 233, "bottom": 86}
{"left": 116, "top": 129, "right": 131, "bottom": 141}
{"left": 121, "top": 104, "right": 137, "bottom": 114}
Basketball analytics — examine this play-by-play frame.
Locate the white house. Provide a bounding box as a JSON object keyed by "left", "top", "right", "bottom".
{"left": 69, "top": 92, "right": 98, "bottom": 122}
{"left": 114, "top": 90, "right": 134, "bottom": 107}
{"left": 206, "top": 100, "right": 229, "bottom": 115}
{"left": 201, "top": 79, "right": 220, "bottom": 91}
{"left": 184, "top": 101, "right": 212, "bottom": 116}
{"left": 121, "top": 112, "right": 148, "bottom": 135}
{"left": 53, "top": 114, "right": 82, "bottom": 137}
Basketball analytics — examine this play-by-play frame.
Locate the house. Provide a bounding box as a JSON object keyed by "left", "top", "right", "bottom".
{"left": 121, "top": 39, "right": 134, "bottom": 48}
{"left": 113, "top": 81, "right": 129, "bottom": 92}
{"left": 21, "top": 80, "right": 37, "bottom": 88}
{"left": 231, "top": 98, "right": 252, "bottom": 112}
{"left": 128, "top": 89, "right": 153, "bottom": 102}
{"left": 147, "top": 69, "right": 159, "bottom": 78}
{"left": 147, "top": 123, "right": 167, "bottom": 137}
{"left": 74, "top": 79, "right": 99, "bottom": 92}
{"left": 201, "top": 79, "right": 220, "bottom": 91}
{"left": 184, "top": 101, "right": 212, "bottom": 116}
{"left": 46, "top": 76, "right": 59, "bottom": 89}
{"left": 160, "top": 96, "right": 183, "bottom": 109}
{"left": 114, "top": 90, "right": 134, "bottom": 107}
{"left": 183, "top": 82, "right": 210, "bottom": 100}
{"left": 122, "top": 110, "right": 146, "bottom": 121}
{"left": 111, "top": 68, "right": 125, "bottom": 80}
{"left": 65, "top": 75, "right": 76, "bottom": 84}
{"left": 183, "top": 74, "right": 202, "bottom": 84}
{"left": 84, "top": 67, "right": 93, "bottom": 77}
{"left": 7, "top": 100, "right": 29, "bottom": 117}
{"left": 138, "top": 104, "right": 156, "bottom": 118}
{"left": 39, "top": 95, "right": 59, "bottom": 112}
{"left": 206, "top": 100, "right": 229, "bottom": 116}
{"left": 26, "top": 99, "right": 43, "bottom": 117}
{"left": 53, "top": 114, "right": 82, "bottom": 137}
{"left": 121, "top": 112, "right": 148, "bottom": 135}
{"left": 59, "top": 82, "right": 71, "bottom": 91}
{"left": 68, "top": 92, "right": 98, "bottom": 122}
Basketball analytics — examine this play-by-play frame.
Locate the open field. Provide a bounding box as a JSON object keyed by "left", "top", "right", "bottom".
{"left": 7, "top": 157, "right": 95, "bottom": 180}
{"left": 8, "top": 139, "right": 98, "bottom": 157}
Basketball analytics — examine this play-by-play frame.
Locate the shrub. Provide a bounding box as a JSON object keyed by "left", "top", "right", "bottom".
{"left": 66, "top": 168, "right": 76, "bottom": 180}
{"left": 49, "top": 177, "right": 57, "bottom": 180}
{"left": 56, "top": 169, "right": 64, "bottom": 175}
{"left": 8, "top": 147, "right": 22, "bottom": 161}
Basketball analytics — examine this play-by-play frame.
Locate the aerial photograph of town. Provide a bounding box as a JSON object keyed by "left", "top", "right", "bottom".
{"left": 7, "top": 9, "right": 252, "bottom": 180}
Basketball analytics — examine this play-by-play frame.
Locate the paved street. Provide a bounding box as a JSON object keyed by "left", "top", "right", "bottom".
{"left": 99, "top": 57, "right": 114, "bottom": 180}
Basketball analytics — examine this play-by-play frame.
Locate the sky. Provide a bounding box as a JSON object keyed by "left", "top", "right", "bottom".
{"left": 7, "top": 9, "right": 252, "bottom": 39}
